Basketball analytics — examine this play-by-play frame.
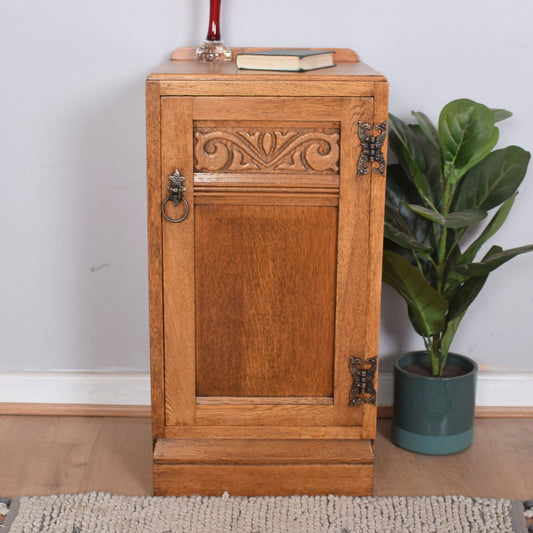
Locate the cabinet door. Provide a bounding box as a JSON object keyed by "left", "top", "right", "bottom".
{"left": 160, "top": 95, "right": 377, "bottom": 431}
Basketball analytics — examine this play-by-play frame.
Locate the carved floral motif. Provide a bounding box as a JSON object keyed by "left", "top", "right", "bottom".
{"left": 194, "top": 127, "right": 340, "bottom": 174}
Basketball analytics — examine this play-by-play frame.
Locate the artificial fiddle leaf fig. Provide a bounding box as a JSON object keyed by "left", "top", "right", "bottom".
{"left": 454, "top": 244, "right": 533, "bottom": 278}
{"left": 454, "top": 146, "right": 530, "bottom": 211}
{"left": 385, "top": 165, "right": 435, "bottom": 250}
{"left": 382, "top": 251, "right": 448, "bottom": 336}
{"left": 492, "top": 108, "right": 513, "bottom": 122}
{"left": 412, "top": 111, "right": 441, "bottom": 152}
{"left": 457, "top": 194, "right": 517, "bottom": 266}
{"left": 384, "top": 221, "right": 433, "bottom": 256}
{"left": 405, "top": 204, "right": 487, "bottom": 228}
{"left": 389, "top": 115, "right": 436, "bottom": 207}
{"left": 438, "top": 99, "right": 499, "bottom": 180}
{"left": 383, "top": 98, "right": 532, "bottom": 376}
{"left": 446, "top": 275, "right": 488, "bottom": 321}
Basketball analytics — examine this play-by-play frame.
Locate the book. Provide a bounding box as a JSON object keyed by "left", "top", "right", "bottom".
{"left": 235, "top": 49, "right": 335, "bottom": 72}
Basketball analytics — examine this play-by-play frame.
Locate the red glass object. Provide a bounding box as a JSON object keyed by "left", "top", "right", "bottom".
{"left": 197, "top": 0, "right": 231, "bottom": 62}
{"left": 206, "top": 0, "right": 221, "bottom": 41}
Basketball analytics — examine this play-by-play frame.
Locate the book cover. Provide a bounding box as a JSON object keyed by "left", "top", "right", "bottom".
{"left": 236, "top": 49, "right": 336, "bottom": 72}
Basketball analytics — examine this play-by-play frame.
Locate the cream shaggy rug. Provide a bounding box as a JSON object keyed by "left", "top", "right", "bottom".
{"left": 1, "top": 492, "right": 528, "bottom": 532}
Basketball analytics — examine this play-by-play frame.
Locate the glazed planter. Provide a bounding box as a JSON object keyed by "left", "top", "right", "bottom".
{"left": 392, "top": 351, "right": 478, "bottom": 455}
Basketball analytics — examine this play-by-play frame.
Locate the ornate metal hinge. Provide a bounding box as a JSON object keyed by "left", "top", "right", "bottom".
{"left": 357, "top": 121, "right": 387, "bottom": 176}
{"left": 349, "top": 356, "right": 377, "bottom": 406}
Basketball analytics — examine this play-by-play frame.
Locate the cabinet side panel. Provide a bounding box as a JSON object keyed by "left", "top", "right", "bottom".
{"left": 195, "top": 204, "right": 337, "bottom": 397}
{"left": 161, "top": 97, "right": 196, "bottom": 426}
{"left": 146, "top": 81, "right": 164, "bottom": 438}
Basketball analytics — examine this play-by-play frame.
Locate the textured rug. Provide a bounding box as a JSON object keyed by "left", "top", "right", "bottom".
{"left": 0, "top": 492, "right": 528, "bottom": 533}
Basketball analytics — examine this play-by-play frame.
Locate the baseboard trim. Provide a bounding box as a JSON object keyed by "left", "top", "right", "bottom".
{"left": 0, "top": 370, "right": 532, "bottom": 418}
{"left": 377, "top": 370, "right": 533, "bottom": 408}
{"left": 0, "top": 402, "right": 151, "bottom": 417}
{"left": 2, "top": 403, "right": 532, "bottom": 419}
{"left": 0, "top": 371, "right": 151, "bottom": 406}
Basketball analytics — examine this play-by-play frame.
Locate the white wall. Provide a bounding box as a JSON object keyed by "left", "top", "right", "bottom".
{"left": 1, "top": 0, "right": 532, "bottom": 375}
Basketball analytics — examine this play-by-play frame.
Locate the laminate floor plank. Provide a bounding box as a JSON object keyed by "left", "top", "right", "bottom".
{"left": 374, "top": 418, "right": 533, "bottom": 499}
{"left": 0, "top": 415, "right": 531, "bottom": 499}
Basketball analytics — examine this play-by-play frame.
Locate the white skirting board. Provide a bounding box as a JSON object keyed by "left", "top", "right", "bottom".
{"left": 376, "top": 371, "right": 533, "bottom": 407}
{"left": 0, "top": 371, "right": 531, "bottom": 407}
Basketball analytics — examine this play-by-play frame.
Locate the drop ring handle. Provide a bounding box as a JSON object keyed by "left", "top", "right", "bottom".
{"left": 162, "top": 169, "right": 189, "bottom": 223}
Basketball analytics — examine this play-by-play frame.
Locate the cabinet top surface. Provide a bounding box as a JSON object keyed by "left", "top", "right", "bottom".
{"left": 147, "top": 47, "right": 386, "bottom": 82}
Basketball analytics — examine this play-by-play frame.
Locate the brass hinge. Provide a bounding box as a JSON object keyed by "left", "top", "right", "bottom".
{"left": 357, "top": 121, "right": 387, "bottom": 176}
{"left": 349, "top": 356, "right": 377, "bottom": 406}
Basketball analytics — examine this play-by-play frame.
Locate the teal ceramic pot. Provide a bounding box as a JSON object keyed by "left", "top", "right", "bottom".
{"left": 392, "top": 351, "right": 478, "bottom": 455}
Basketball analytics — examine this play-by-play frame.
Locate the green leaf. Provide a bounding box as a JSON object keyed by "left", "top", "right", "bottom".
{"left": 386, "top": 165, "right": 435, "bottom": 249}
{"left": 405, "top": 203, "right": 445, "bottom": 225}
{"left": 383, "top": 250, "right": 448, "bottom": 336}
{"left": 454, "top": 244, "right": 533, "bottom": 277}
{"left": 386, "top": 164, "right": 424, "bottom": 207}
{"left": 439, "top": 99, "right": 499, "bottom": 179}
{"left": 384, "top": 221, "right": 433, "bottom": 255}
{"left": 447, "top": 275, "right": 488, "bottom": 321}
{"left": 440, "top": 312, "right": 466, "bottom": 368}
{"left": 492, "top": 108, "right": 513, "bottom": 122}
{"left": 411, "top": 110, "right": 441, "bottom": 152}
{"left": 459, "top": 193, "right": 517, "bottom": 265}
{"left": 406, "top": 203, "right": 487, "bottom": 228}
{"left": 389, "top": 115, "right": 440, "bottom": 207}
{"left": 442, "top": 209, "right": 487, "bottom": 228}
{"left": 454, "top": 146, "right": 530, "bottom": 211}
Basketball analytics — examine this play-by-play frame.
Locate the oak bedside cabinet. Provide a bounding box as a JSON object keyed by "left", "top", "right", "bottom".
{"left": 146, "top": 47, "right": 388, "bottom": 496}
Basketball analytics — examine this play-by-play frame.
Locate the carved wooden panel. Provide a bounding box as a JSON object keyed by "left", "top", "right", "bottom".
{"left": 194, "top": 127, "right": 340, "bottom": 174}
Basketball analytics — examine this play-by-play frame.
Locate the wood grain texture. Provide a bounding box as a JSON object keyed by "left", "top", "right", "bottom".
{"left": 153, "top": 464, "right": 374, "bottom": 496}
{"left": 2, "top": 403, "right": 531, "bottom": 419}
{"left": 194, "top": 405, "right": 355, "bottom": 427}
{"left": 147, "top": 55, "right": 388, "bottom": 495}
{"left": 160, "top": 97, "right": 196, "bottom": 426}
{"left": 194, "top": 173, "right": 339, "bottom": 189}
{"left": 0, "top": 403, "right": 151, "bottom": 417}
{"left": 193, "top": 193, "right": 338, "bottom": 207}
{"left": 332, "top": 97, "right": 374, "bottom": 427}
{"left": 374, "top": 418, "right": 533, "bottom": 499}
{"left": 146, "top": 80, "right": 165, "bottom": 439}
{"left": 362, "top": 81, "right": 389, "bottom": 440}
{"left": 194, "top": 172, "right": 339, "bottom": 190}
{"left": 153, "top": 438, "right": 373, "bottom": 464}
{"left": 193, "top": 98, "right": 343, "bottom": 121}
{"left": 0, "top": 416, "right": 152, "bottom": 497}
{"left": 193, "top": 126, "right": 339, "bottom": 174}
{"left": 1, "top": 416, "right": 532, "bottom": 499}
{"left": 170, "top": 47, "right": 360, "bottom": 63}
{"left": 164, "top": 425, "right": 363, "bottom": 440}
{"left": 195, "top": 397, "right": 333, "bottom": 405}
{"left": 159, "top": 80, "right": 377, "bottom": 98}
{"left": 195, "top": 204, "right": 337, "bottom": 398}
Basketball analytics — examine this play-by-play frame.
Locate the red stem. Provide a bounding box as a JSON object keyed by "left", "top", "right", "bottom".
{"left": 206, "top": 0, "right": 221, "bottom": 41}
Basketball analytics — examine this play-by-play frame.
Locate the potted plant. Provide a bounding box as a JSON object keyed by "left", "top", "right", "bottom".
{"left": 384, "top": 98, "right": 532, "bottom": 454}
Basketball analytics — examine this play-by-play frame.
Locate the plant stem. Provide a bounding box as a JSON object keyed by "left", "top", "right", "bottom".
{"left": 424, "top": 335, "right": 441, "bottom": 376}
{"left": 445, "top": 228, "right": 466, "bottom": 264}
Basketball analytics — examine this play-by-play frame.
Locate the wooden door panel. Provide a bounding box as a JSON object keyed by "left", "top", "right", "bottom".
{"left": 160, "top": 95, "right": 374, "bottom": 429}
{"left": 195, "top": 204, "right": 337, "bottom": 398}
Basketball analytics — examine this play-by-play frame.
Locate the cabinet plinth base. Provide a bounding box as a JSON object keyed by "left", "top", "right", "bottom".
{"left": 152, "top": 437, "right": 375, "bottom": 496}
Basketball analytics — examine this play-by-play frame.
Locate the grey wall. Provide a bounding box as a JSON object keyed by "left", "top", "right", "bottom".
{"left": 1, "top": 0, "right": 532, "bottom": 372}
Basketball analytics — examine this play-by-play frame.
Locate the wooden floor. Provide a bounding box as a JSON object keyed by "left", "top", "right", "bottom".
{"left": 0, "top": 415, "right": 531, "bottom": 500}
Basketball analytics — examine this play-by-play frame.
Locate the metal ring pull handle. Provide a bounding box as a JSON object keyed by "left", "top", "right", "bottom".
{"left": 162, "top": 169, "right": 189, "bottom": 223}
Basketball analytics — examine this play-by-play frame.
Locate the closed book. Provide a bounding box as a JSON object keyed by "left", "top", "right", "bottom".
{"left": 235, "top": 49, "right": 335, "bottom": 72}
